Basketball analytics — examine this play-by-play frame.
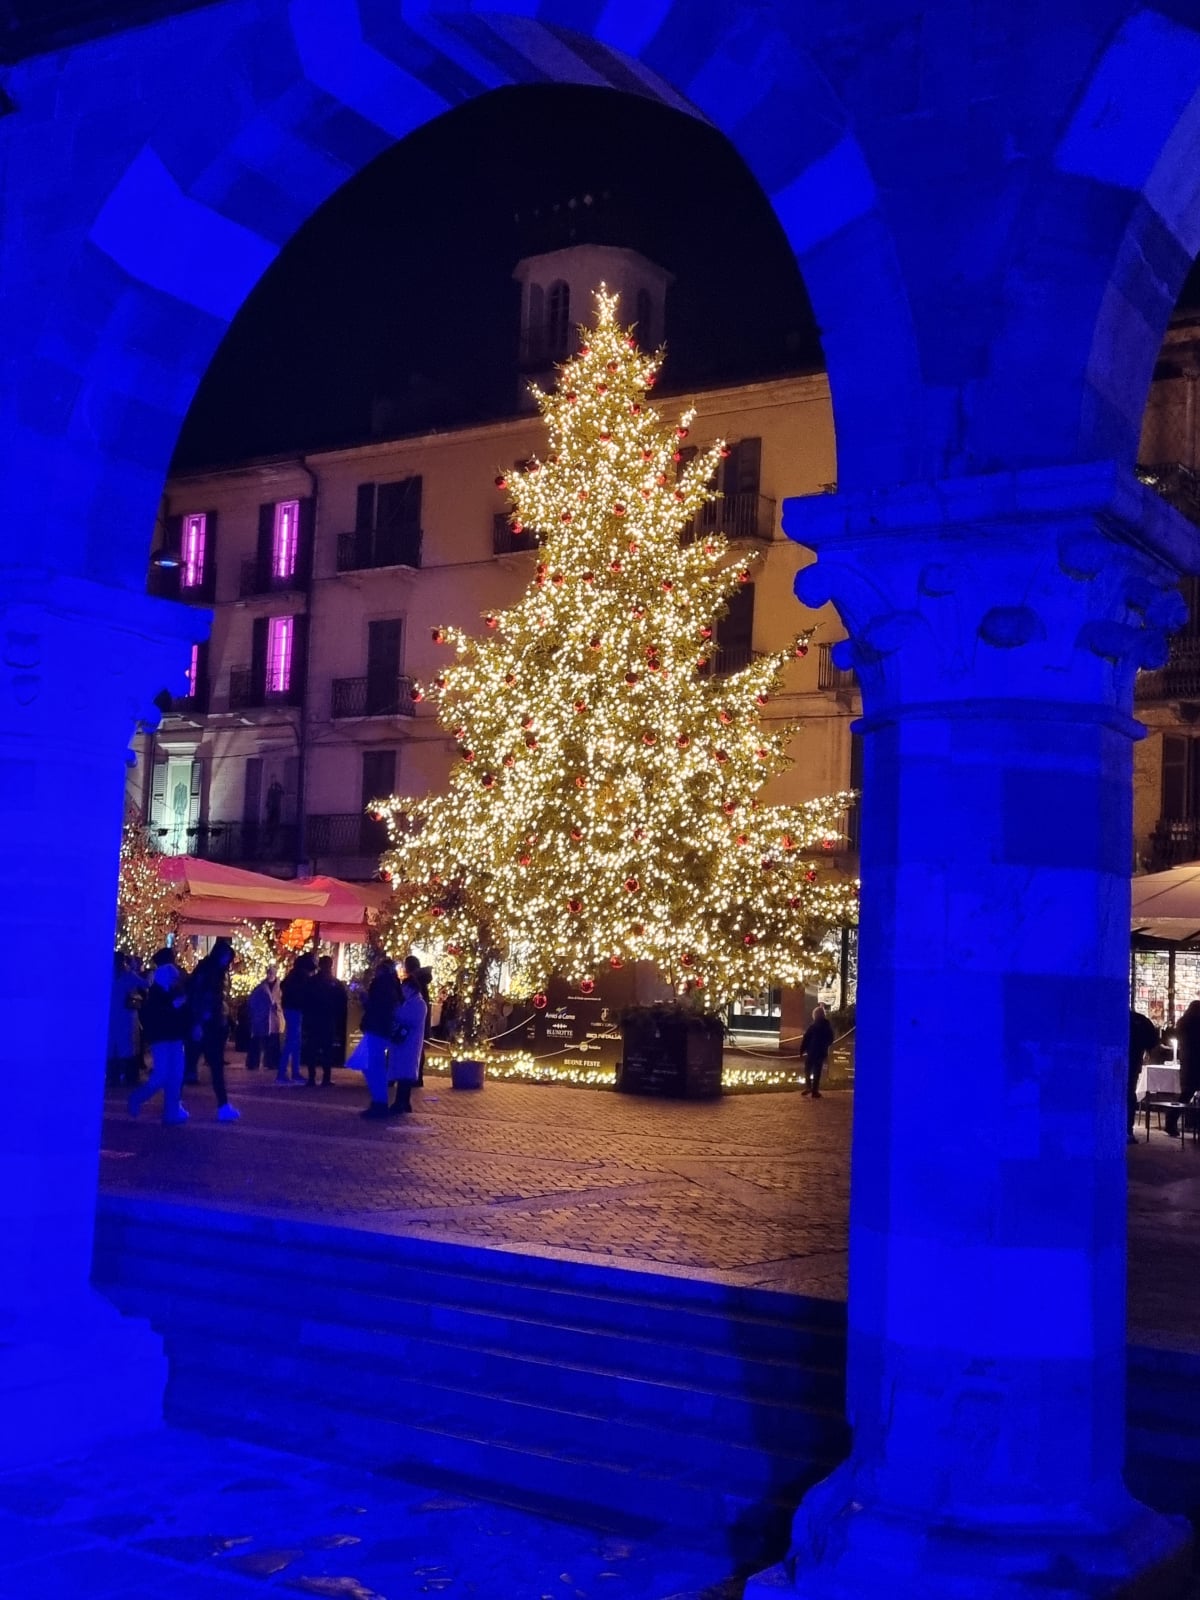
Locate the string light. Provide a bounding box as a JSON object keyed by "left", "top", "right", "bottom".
{"left": 377, "top": 289, "right": 859, "bottom": 1009}
{"left": 115, "top": 815, "right": 181, "bottom": 962}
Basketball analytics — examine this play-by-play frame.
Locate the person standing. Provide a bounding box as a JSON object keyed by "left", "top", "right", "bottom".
{"left": 246, "top": 964, "right": 284, "bottom": 1076}
{"left": 129, "top": 950, "right": 190, "bottom": 1124}
{"left": 1128, "top": 1008, "right": 1159, "bottom": 1143}
{"left": 388, "top": 973, "right": 428, "bottom": 1115}
{"left": 305, "top": 955, "right": 348, "bottom": 1087}
{"left": 187, "top": 937, "right": 239, "bottom": 1121}
{"left": 107, "top": 951, "right": 148, "bottom": 1088}
{"left": 800, "top": 1004, "right": 835, "bottom": 1098}
{"left": 359, "top": 957, "right": 402, "bottom": 1119}
{"left": 403, "top": 954, "right": 432, "bottom": 1086}
{"left": 279, "top": 952, "right": 316, "bottom": 1085}
{"left": 1169, "top": 999, "right": 1200, "bottom": 1136}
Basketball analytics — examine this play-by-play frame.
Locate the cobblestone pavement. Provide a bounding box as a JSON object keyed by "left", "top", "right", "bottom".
{"left": 98, "top": 1059, "right": 1200, "bottom": 1341}
{"left": 0, "top": 1427, "right": 740, "bottom": 1600}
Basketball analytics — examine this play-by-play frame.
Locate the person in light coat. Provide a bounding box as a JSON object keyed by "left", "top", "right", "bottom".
{"left": 387, "top": 975, "right": 428, "bottom": 1116}
{"left": 246, "top": 964, "right": 284, "bottom": 1076}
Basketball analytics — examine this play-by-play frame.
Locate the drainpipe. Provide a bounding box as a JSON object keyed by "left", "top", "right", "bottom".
{"left": 295, "top": 455, "right": 318, "bottom": 877}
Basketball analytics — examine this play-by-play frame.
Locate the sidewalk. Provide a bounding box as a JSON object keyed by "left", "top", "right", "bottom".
{"left": 98, "top": 1059, "right": 1200, "bottom": 1344}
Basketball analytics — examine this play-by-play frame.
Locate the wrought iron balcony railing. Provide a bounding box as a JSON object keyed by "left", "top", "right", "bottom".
{"left": 336, "top": 526, "right": 422, "bottom": 573}
{"left": 1150, "top": 817, "right": 1200, "bottom": 872}
{"left": 148, "top": 819, "right": 299, "bottom": 866}
{"left": 239, "top": 557, "right": 306, "bottom": 598}
{"left": 1135, "top": 636, "right": 1200, "bottom": 702}
{"left": 698, "top": 643, "right": 763, "bottom": 678}
{"left": 306, "top": 812, "right": 391, "bottom": 859}
{"left": 492, "top": 513, "right": 540, "bottom": 556}
{"left": 685, "top": 491, "right": 776, "bottom": 544}
{"left": 228, "top": 669, "right": 302, "bottom": 711}
{"left": 330, "top": 675, "right": 417, "bottom": 719}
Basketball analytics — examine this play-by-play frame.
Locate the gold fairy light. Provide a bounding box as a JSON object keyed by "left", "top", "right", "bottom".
{"left": 377, "top": 289, "right": 859, "bottom": 1010}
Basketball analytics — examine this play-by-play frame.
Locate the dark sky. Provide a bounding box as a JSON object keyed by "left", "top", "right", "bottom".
{"left": 173, "top": 85, "right": 822, "bottom": 472}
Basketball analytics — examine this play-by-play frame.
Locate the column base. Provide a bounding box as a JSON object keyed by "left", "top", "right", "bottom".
{"left": 0, "top": 1291, "right": 166, "bottom": 1470}
{"left": 745, "top": 1477, "right": 1192, "bottom": 1599}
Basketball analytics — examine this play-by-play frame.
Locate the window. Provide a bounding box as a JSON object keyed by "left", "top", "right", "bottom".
{"left": 546, "top": 280, "right": 570, "bottom": 357}
{"left": 273, "top": 499, "right": 300, "bottom": 579}
{"left": 266, "top": 616, "right": 294, "bottom": 695}
{"left": 185, "top": 643, "right": 200, "bottom": 699}
{"left": 180, "top": 513, "right": 207, "bottom": 590}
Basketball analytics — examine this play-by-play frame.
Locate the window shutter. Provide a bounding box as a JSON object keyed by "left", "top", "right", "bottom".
{"left": 194, "top": 640, "right": 210, "bottom": 712}
{"left": 729, "top": 437, "right": 762, "bottom": 496}
{"left": 250, "top": 616, "right": 268, "bottom": 700}
{"left": 243, "top": 757, "right": 263, "bottom": 823}
{"left": 718, "top": 583, "right": 755, "bottom": 649}
{"left": 188, "top": 758, "right": 204, "bottom": 835}
{"left": 355, "top": 482, "right": 376, "bottom": 531}
{"left": 1163, "top": 736, "right": 1188, "bottom": 820}
{"left": 256, "top": 503, "right": 274, "bottom": 589}
{"left": 296, "top": 497, "right": 315, "bottom": 584}
{"left": 150, "top": 757, "right": 168, "bottom": 831}
{"left": 288, "top": 614, "right": 309, "bottom": 706}
{"left": 361, "top": 749, "right": 397, "bottom": 807}
{"left": 367, "top": 618, "right": 402, "bottom": 679}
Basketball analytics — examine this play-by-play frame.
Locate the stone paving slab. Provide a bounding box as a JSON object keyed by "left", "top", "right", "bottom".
{"left": 0, "top": 1428, "right": 740, "bottom": 1600}
{"left": 97, "top": 1059, "right": 1200, "bottom": 1343}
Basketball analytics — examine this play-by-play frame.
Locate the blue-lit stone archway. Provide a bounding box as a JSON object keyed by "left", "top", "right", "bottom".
{"left": 4, "top": 4, "right": 1200, "bottom": 1596}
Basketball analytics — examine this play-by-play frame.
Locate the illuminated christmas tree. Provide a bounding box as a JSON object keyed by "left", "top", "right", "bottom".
{"left": 378, "top": 290, "right": 857, "bottom": 1011}
{"left": 115, "top": 814, "right": 182, "bottom": 962}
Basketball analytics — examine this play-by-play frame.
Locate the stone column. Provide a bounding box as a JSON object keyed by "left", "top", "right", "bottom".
{"left": 748, "top": 464, "right": 1193, "bottom": 1598}
{"left": 0, "top": 571, "right": 202, "bottom": 1468}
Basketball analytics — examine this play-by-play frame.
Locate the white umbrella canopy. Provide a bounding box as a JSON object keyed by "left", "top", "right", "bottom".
{"left": 1131, "top": 862, "right": 1200, "bottom": 942}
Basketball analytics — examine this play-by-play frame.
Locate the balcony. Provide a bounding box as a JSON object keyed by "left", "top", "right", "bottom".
{"left": 165, "top": 684, "right": 209, "bottom": 717}
{"left": 686, "top": 492, "right": 776, "bottom": 545}
{"left": 228, "top": 669, "right": 301, "bottom": 712}
{"left": 149, "top": 819, "right": 299, "bottom": 867}
{"left": 493, "top": 513, "right": 540, "bottom": 556}
{"left": 239, "top": 558, "right": 306, "bottom": 598}
{"left": 699, "top": 643, "right": 762, "bottom": 678}
{"left": 820, "top": 801, "right": 861, "bottom": 857}
{"left": 1135, "top": 636, "right": 1200, "bottom": 703}
{"left": 331, "top": 675, "right": 417, "bottom": 719}
{"left": 336, "top": 526, "right": 422, "bottom": 573}
{"left": 1149, "top": 818, "right": 1200, "bottom": 872}
{"left": 817, "top": 642, "right": 858, "bottom": 696}
{"left": 307, "top": 812, "right": 391, "bottom": 860}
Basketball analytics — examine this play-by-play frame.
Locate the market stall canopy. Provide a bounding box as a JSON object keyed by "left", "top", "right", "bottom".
{"left": 297, "top": 875, "right": 389, "bottom": 944}
{"left": 160, "top": 857, "right": 327, "bottom": 934}
{"left": 1131, "top": 863, "right": 1200, "bottom": 943}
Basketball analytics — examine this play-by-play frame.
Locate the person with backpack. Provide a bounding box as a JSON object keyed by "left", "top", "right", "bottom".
{"left": 187, "top": 937, "right": 239, "bottom": 1120}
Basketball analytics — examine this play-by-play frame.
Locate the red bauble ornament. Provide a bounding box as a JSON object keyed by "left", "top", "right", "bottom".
{"left": 736, "top": 833, "right": 749, "bottom": 846}
{"left": 722, "top": 801, "right": 737, "bottom": 816}
{"left": 519, "top": 854, "right": 531, "bottom": 867}
{"left": 676, "top": 425, "right": 689, "bottom": 439}
{"left": 672, "top": 450, "right": 682, "bottom": 463}
{"left": 699, "top": 626, "right": 713, "bottom": 640}
{"left": 582, "top": 571, "right": 594, "bottom": 584}
{"left": 574, "top": 699, "right": 587, "bottom": 714}
{"left": 596, "top": 383, "right": 607, "bottom": 395}
{"left": 482, "top": 773, "right": 495, "bottom": 788}
{"left": 600, "top": 432, "right": 611, "bottom": 442}
{"left": 719, "top": 445, "right": 731, "bottom": 458}
{"left": 756, "top": 747, "right": 769, "bottom": 760}
{"left": 627, "top": 337, "right": 637, "bottom": 349}
{"left": 579, "top": 345, "right": 590, "bottom": 356}
{"left": 431, "top": 905, "right": 445, "bottom": 918}
{"left": 610, "top": 559, "right": 623, "bottom": 572}
{"left": 644, "top": 645, "right": 658, "bottom": 661}
{"left": 567, "top": 898, "right": 583, "bottom": 915}
{"left": 806, "top": 868, "right": 818, "bottom": 882}
{"left": 633, "top": 827, "right": 645, "bottom": 840}
{"left": 657, "top": 473, "right": 668, "bottom": 487}
{"left": 575, "top": 775, "right": 586, "bottom": 789}
{"left": 494, "top": 474, "right": 507, "bottom": 489}
{"left": 627, "top": 541, "right": 640, "bottom": 555}
{"left": 570, "top": 827, "right": 582, "bottom": 841}
{"left": 505, "top": 673, "right": 517, "bottom": 686}
{"left": 561, "top": 511, "right": 572, "bottom": 523}
{"left": 642, "top": 731, "right": 656, "bottom": 746}
{"left": 454, "top": 725, "right": 467, "bottom": 740}
{"left": 532, "top": 991, "right": 548, "bottom": 1009}
{"left": 630, "top": 403, "right": 642, "bottom": 415}
{"left": 525, "top": 734, "right": 538, "bottom": 750}
{"left": 410, "top": 686, "right": 424, "bottom": 702}
{"left": 787, "top": 896, "right": 800, "bottom": 909}
{"left": 589, "top": 635, "right": 602, "bottom": 650}
{"left": 781, "top": 834, "right": 795, "bottom": 851}
{"left": 674, "top": 490, "right": 685, "bottom": 503}
{"left": 434, "top": 675, "right": 447, "bottom": 689}
{"left": 739, "top": 569, "right": 751, "bottom": 584}
{"left": 677, "top": 734, "right": 691, "bottom": 750}
{"left": 632, "top": 605, "right": 646, "bottom": 620}
{"left": 462, "top": 750, "right": 475, "bottom": 762}
{"left": 577, "top": 488, "right": 588, "bottom": 501}
{"left": 642, "top": 449, "right": 653, "bottom": 461}
{"left": 613, "top": 502, "right": 626, "bottom": 516}
{"left": 681, "top": 952, "right": 694, "bottom": 968}
{"left": 719, "top": 710, "right": 732, "bottom": 725}
{"left": 631, "top": 922, "right": 645, "bottom": 935}
{"left": 606, "top": 359, "right": 618, "bottom": 373}
{"left": 640, "top": 488, "right": 652, "bottom": 499}
{"left": 566, "top": 392, "right": 578, "bottom": 404}
{"left": 485, "top": 616, "right": 499, "bottom": 630}
{"left": 624, "top": 876, "right": 640, "bottom": 893}
{"left": 795, "top": 642, "right": 809, "bottom": 658}
{"left": 645, "top": 374, "right": 657, "bottom": 388}
{"left": 432, "top": 627, "right": 446, "bottom": 644}
{"left": 697, "top": 657, "right": 709, "bottom": 670}
{"left": 503, "top": 755, "right": 515, "bottom": 767}
{"left": 553, "top": 570, "right": 565, "bottom": 584}
{"left": 704, "top": 542, "right": 718, "bottom": 557}
{"left": 625, "top": 671, "right": 640, "bottom": 685}
{"left": 579, "top": 978, "right": 595, "bottom": 995}
{"left": 447, "top": 944, "right": 461, "bottom": 956}
{"left": 743, "top": 932, "right": 757, "bottom": 947}
{"left": 661, "top": 580, "right": 673, "bottom": 592}
{"left": 755, "top": 692, "right": 768, "bottom": 706}
{"left": 610, "top": 956, "right": 624, "bottom": 969}
{"left": 521, "top": 715, "right": 534, "bottom": 729}
{"left": 714, "top": 749, "right": 729, "bottom": 764}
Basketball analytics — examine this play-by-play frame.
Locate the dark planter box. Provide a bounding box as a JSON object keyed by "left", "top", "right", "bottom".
{"left": 451, "top": 1058, "right": 485, "bottom": 1090}
{"left": 616, "top": 1007, "right": 724, "bottom": 1099}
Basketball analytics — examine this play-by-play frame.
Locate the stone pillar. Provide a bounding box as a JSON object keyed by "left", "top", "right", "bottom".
{"left": 0, "top": 571, "right": 202, "bottom": 1467}
{"left": 748, "top": 465, "right": 1193, "bottom": 1598}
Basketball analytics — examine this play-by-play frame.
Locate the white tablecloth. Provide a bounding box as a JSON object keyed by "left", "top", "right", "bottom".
{"left": 1137, "top": 1063, "right": 1182, "bottom": 1098}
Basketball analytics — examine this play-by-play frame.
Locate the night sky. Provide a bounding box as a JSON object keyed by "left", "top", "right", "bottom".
{"left": 173, "top": 86, "right": 822, "bottom": 472}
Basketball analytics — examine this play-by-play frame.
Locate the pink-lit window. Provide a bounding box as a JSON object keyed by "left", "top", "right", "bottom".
{"left": 180, "top": 513, "right": 207, "bottom": 589}
{"left": 273, "top": 500, "right": 300, "bottom": 579}
{"left": 266, "top": 616, "right": 294, "bottom": 694}
{"left": 185, "top": 643, "right": 200, "bottom": 699}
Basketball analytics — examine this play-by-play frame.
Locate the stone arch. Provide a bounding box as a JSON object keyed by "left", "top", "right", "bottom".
{"left": 6, "top": 0, "right": 916, "bottom": 594}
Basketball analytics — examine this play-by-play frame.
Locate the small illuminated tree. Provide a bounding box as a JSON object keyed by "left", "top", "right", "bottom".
{"left": 378, "top": 290, "right": 857, "bottom": 1012}
{"left": 115, "top": 814, "right": 182, "bottom": 963}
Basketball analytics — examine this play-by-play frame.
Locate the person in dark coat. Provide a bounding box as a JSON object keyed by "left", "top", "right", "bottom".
{"left": 305, "top": 955, "right": 348, "bottom": 1087}
{"left": 187, "top": 938, "right": 239, "bottom": 1120}
{"left": 800, "top": 1004, "right": 835, "bottom": 1098}
{"left": 403, "top": 954, "right": 433, "bottom": 1086}
{"left": 279, "top": 952, "right": 317, "bottom": 1085}
{"left": 1128, "top": 1008, "right": 1159, "bottom": 1142}
{"left": 359, "top": 958, "right": 402, "bottom": 1118}
{"left": 129, "top": 949, "right": 190, "bottom": 1124}
{"left": 107, "top": 951, "right": 148, "bottom": 1088}
{"left": 1170, "top": 999, "right": 1200, "bottom": 1136}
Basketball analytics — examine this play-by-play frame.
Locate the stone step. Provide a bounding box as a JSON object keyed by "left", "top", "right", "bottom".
{"left": 95, "top": 1198, "right": 845, "bottom": 1366}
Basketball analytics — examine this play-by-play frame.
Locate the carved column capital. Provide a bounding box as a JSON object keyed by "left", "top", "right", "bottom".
{"left": 785, "top": 462, "right": 1196, "bottom": 727}
{"left": 0, "top": 570, "right": 207, "bottom": 755}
